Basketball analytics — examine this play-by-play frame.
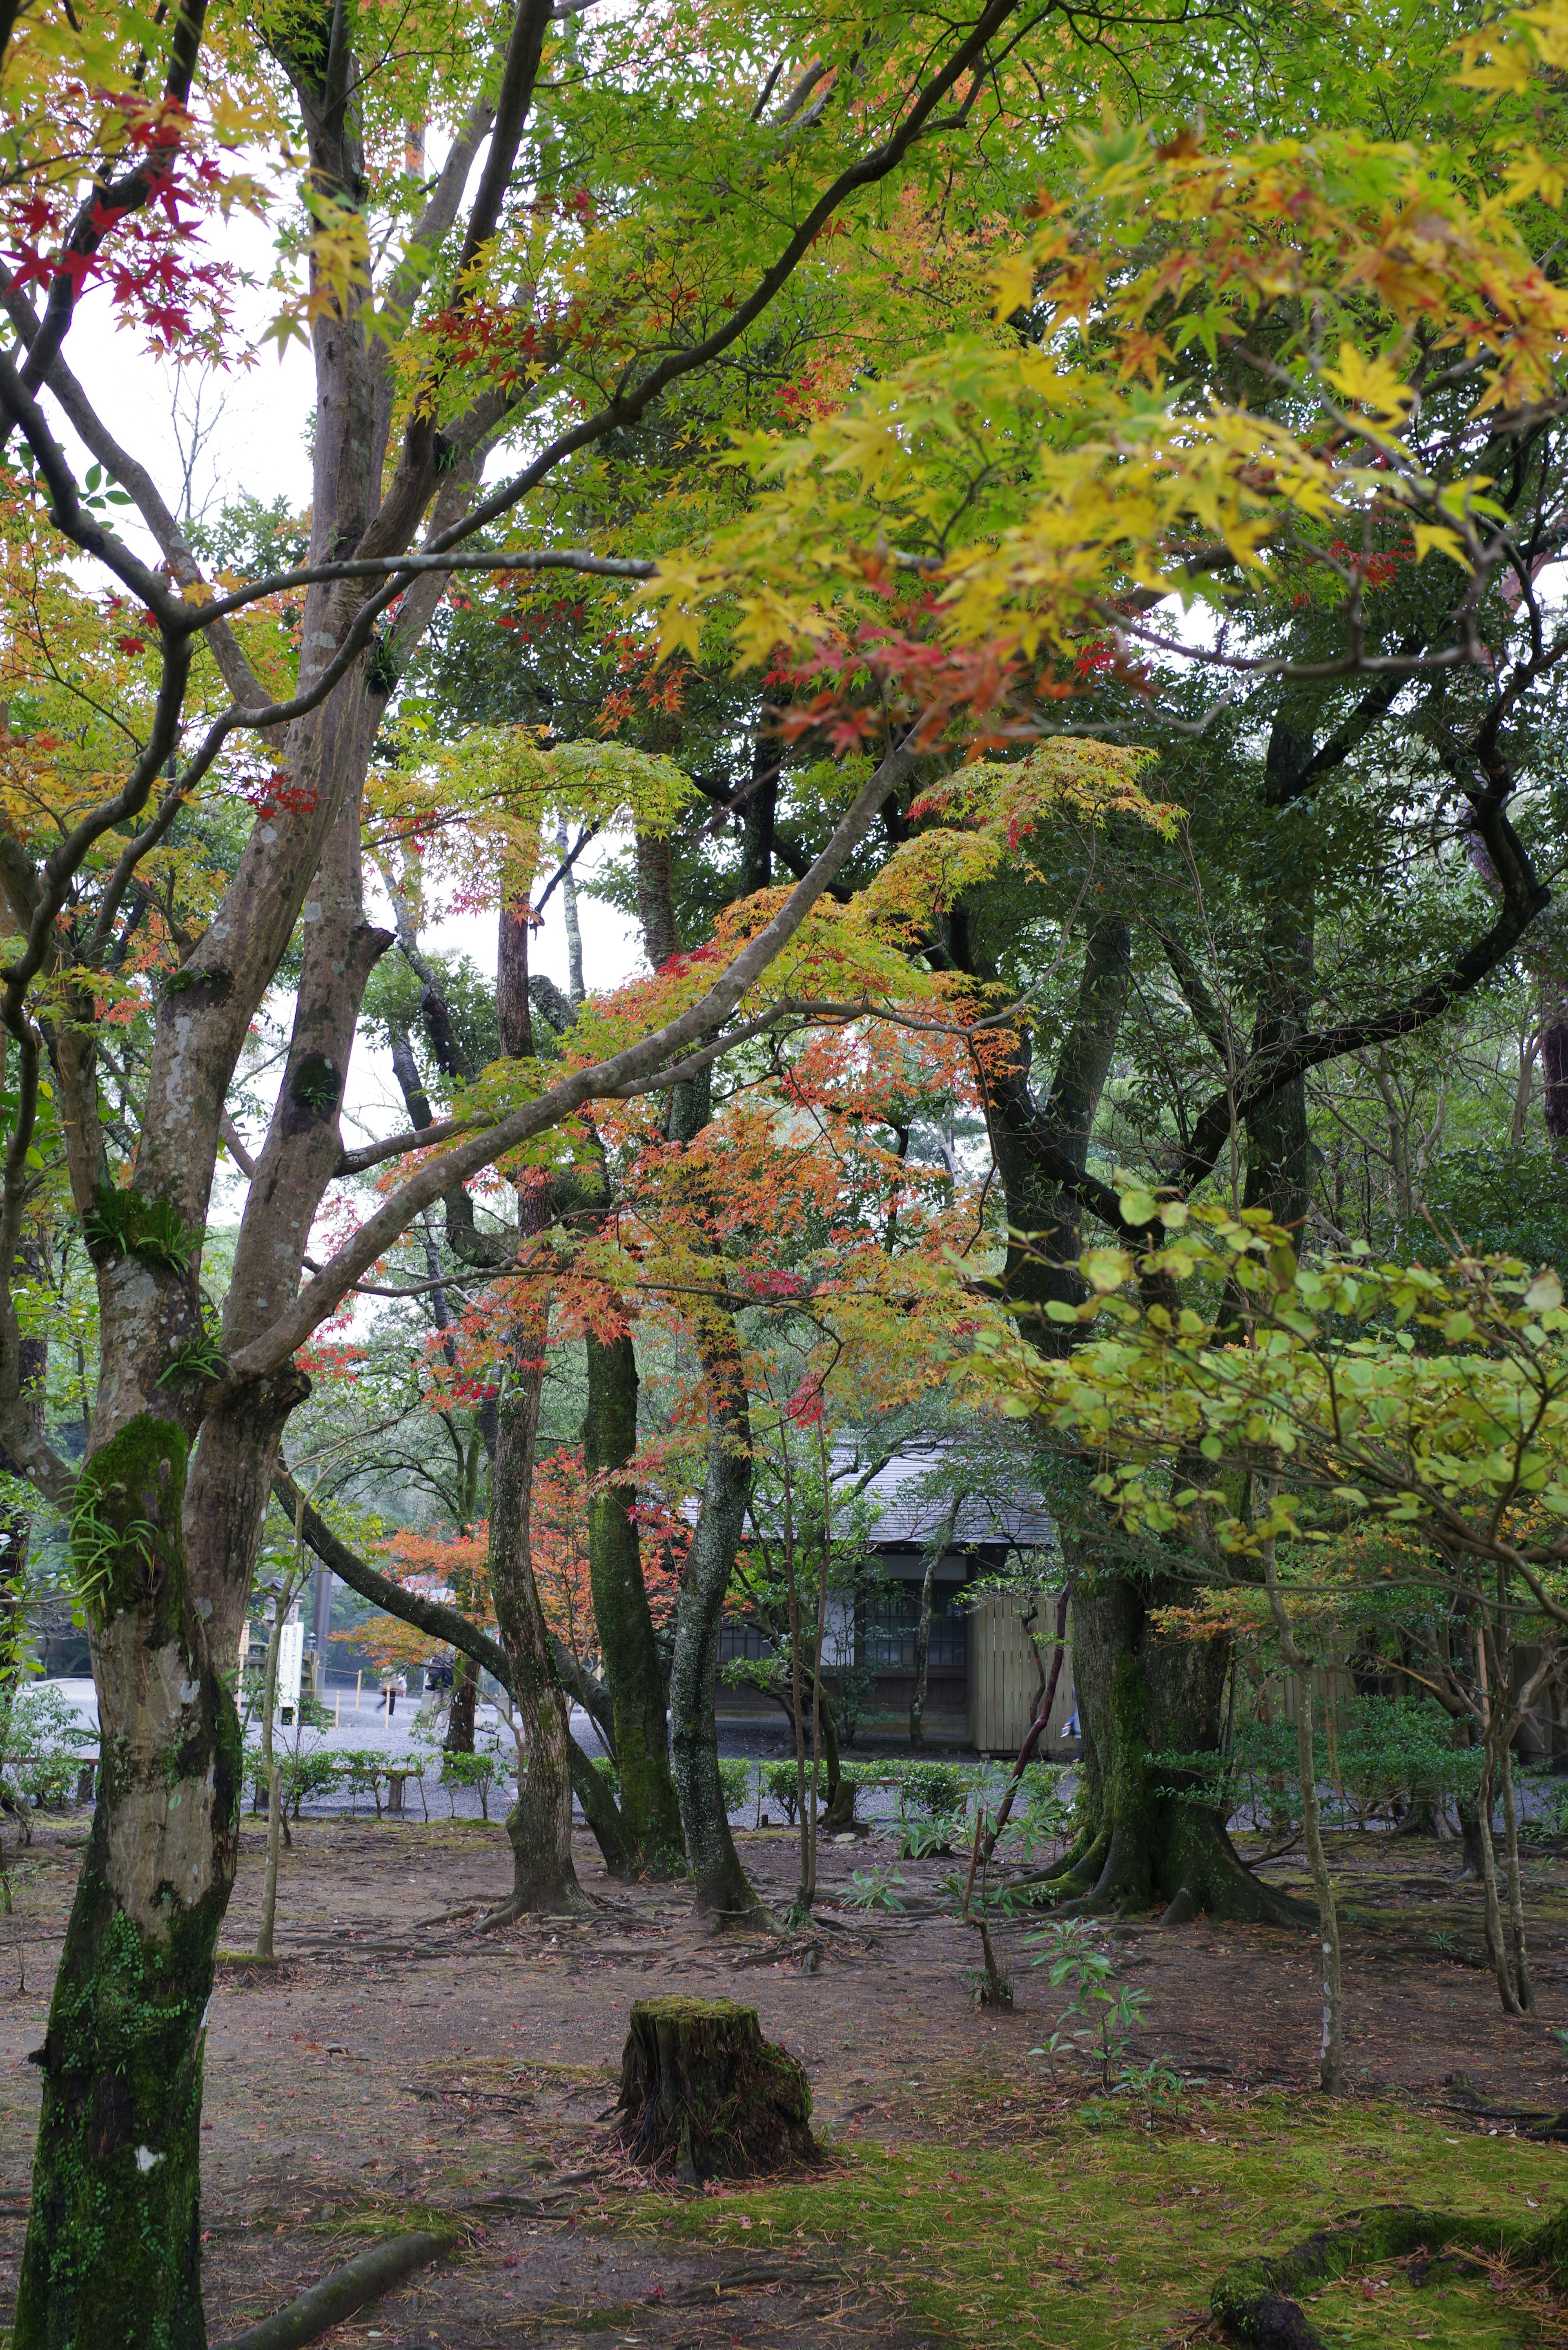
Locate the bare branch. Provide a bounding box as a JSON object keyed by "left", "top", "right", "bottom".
{"left": 336, "top": 1114, "right": 490, "bottom": 1176}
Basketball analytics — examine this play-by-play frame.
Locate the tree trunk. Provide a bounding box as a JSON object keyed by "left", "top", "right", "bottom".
{"left": 0, "top": 1311, "right": 43, "bottom": 1685}
{"left": 1456, "top": 1795, "right": 1491, "bottom": 1890}
{"left": 584, "top": 1330, "right": 683, "bottom": 1871}
{"left": 616, "top": 1996, "right": 815, "bottom": 2181}
{"left": 15, "top": 1418, "right": 241, "bottom": 2350}
{"left": 1058, "top": 1550, "right": 1304, "bottom": 1925}
{"left": 255, "top": 1586, "right": 287, "bottom": 1962}
{"left": 669, "top": 1328, "right": 764, "bottom": 1923}
{"left": 445, "top": 1657, "right": 479, "bottom": 1755}
{"left": 909, "top": 1541, "right": 939, "bottom": 1750}
{"left": 1498, "top": 1744, "right": 1536, "bottom": 2012}
{"left": 968, "top": 912, "right": 1131, "bottom": 1332}
{"left": 1539, "top": 968, "right": 1568, "bottom": 1155}
{"left": 488, "top": 1318, "right": 583, "bottom": 1918}
{"left": 556, "top": 819, "right": 587, "bottom": 1003}
{"left": 962, "top": 907, "right": 1306, "bottom": 1929}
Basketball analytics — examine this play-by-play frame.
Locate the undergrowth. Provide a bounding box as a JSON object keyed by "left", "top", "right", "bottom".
{"left": 637, "top": 2096, "right": 1568, "bottom": 2346}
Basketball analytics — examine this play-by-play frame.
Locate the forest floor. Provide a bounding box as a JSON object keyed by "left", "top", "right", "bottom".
{"left": 2, "top": 1811, "right": 1568, "bottom": 2348}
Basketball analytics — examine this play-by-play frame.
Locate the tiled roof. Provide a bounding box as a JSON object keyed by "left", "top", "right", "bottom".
{"left": 680, "top": 1437, "right": 1057, "bottom": 1551}
{"left": 845, "top": 1443, "right": 1057, "bottom": 1550}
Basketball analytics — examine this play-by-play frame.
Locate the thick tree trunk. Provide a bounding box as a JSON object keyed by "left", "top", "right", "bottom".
{"left": 963, "top": 912, "right": 1305, "bottom": 1929}
{"left": 15, "top": 1419, "right": 241, "bottom": 2350}
{"left": 669, "top": 1328, "right": 764, "bottom": 1923}
{"left": 445, "top": 1658, "right": 479, "bottom": 1754}
{"left": 1055, "top": 1545, "right": 1304, "bottom": 1925}
{"left": 584, "top": 1330, "right": 683, "bottom": 1871}
{"left": 970, "top": 913, "right": 1131, "bottom": 1331}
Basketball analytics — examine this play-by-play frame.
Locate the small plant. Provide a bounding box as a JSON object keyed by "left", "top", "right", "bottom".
{"left": 84, "top": 1182, "right": 196, "bottom": 1271}
{"left": 1114, "top": 2056, "right": 1188, "bottom": 2129}
{"left": 843, "top": 1865, "right": 907, "bottom": 1912}
{"left": 441, "top": 1746, "right": 503, "bottom": 1819}
{"left": 365, "top": 629, "right": 400, "bottom": 696}
{"left": 157, "top": 1331, "right": 229, "bottom": 1386}
{"left": 897, "top": 1813, "right": 954, "bottom": 1859}
{"left": 1025, "top": 1917, "right": 1151, "bottom": 2089}
{"left": 1521, "top": 1780, "right": 1568, "bottom": 1845}
{"left": 289, "top": 1052, "right": 341, "bottom": 1113}
{"left": 718, "top": 1756, "right": 752, "bottom": 1817}
{"left": 69, "top": 1487, "right": 159, "bottom": 1625}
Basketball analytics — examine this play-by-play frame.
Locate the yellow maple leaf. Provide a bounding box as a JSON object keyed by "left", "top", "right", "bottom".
{"left": 1324, "top": 343, "right": 1413, "bottom": 423}
{"left": 1410, "top": 522, "right": 1468, "bottom": 566}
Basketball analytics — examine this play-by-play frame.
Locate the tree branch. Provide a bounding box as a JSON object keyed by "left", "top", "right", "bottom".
{"left": 273, "top": 1467, "right": 616, "bottom": 1737}
{"left": 227, "top": 734, "right": 920, "bottom": 1378}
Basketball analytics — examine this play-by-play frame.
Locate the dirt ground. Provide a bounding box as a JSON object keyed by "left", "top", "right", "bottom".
{"left": 2, "top": 1811, "right": 1566, "bottom": 2348}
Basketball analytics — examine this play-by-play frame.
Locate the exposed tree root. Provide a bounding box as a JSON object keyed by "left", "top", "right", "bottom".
{"left": 1211, "top": 2201, "right": 1568, "bottom": 2348}
{"left": 213, "top": 2228, "right": 456, "bottom": 2350}
{"left": 475, "top": 1885, "right": 590, "bottom": 1931}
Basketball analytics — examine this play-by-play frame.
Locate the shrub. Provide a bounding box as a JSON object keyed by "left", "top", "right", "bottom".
{"left": 718, "top": 1756, "right": 751, "bottom": 1817}
{"left": 893, "top": 1760, "right": 968, "bottom": 1819}
{"left": 440, "top": 1747, "right": 504, "bottom": 1820}
{"left": 341, "top": 1749, "right": 388, "bottom": 1818}
{"left": 762, "top": 1758, "right": 801, "bottom": 1823}
{"left": 0, "top": 1683, "right": 96, "bottom": 1822}
{"left": 282, "top": 1748, "right": 343, "bottom": 1819}
{"left": 1157, "top": 1692, "right": 1486, "bottom": 1841}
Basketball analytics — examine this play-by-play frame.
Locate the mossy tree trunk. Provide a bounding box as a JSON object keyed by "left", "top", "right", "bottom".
{"left": 670, "top": 1326, "right": 764, "bottom": 1923}
{"left": 1054, "top": 1538, "right": 1303, "bottom": 1925}
{"left": 956, "top": 908, "right": 1305, "bottom": 1926}
{"left": 16, "top": 1416, "right": 241, "bottom": 2350}
{"left": 488, "top": 1289, "right": 583, "bottom": 1919}
{"left": 584, "top": 1329, "right": 684, "bottom": 1872}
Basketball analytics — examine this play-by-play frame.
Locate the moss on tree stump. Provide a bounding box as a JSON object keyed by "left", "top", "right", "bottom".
{"left": 615, "top": 1996, "right": 817, "bottom": 2183}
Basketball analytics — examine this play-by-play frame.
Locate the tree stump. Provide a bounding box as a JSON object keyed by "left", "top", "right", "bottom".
{"left": 615, "top": 1997, "right": 817, "bottom": 2183}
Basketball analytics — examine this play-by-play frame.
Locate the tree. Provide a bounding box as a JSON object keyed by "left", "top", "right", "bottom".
{"left": 986, "top": 1191, "right": 1568, "bottom": 2020}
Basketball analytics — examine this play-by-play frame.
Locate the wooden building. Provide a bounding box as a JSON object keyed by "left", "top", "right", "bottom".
{"left": 716, "top": 1443, "right": 1071, "bottom": 1752}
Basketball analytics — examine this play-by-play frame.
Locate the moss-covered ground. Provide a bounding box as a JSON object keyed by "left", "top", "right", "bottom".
{"left": 640, "top": 2093, "right": 1568, "bottom": 2346}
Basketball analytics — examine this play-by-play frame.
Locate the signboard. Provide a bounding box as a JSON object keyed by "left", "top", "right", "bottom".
{"left": 276, "top": 1619, "right": 303, "bottom": 1719}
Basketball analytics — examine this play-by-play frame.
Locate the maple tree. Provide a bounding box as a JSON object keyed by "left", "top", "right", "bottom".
{"left": 986, "top": 1191, "right": 1568, "bottom": 2049}
{"left": 622, "top": 0, "right": 1568, "bottom": 1939}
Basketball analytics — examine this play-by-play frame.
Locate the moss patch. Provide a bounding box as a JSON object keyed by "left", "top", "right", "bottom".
{"left": 635, "top": 2096, "right": 1568, "bottom": 2346}
{"left": 70, "top": 1414, "right": 187, "bottom": 1635}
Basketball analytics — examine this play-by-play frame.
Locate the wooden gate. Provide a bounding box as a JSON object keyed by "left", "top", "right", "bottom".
{"left": 969, "top": 1593, "right": 1075, "bottom": 1755}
